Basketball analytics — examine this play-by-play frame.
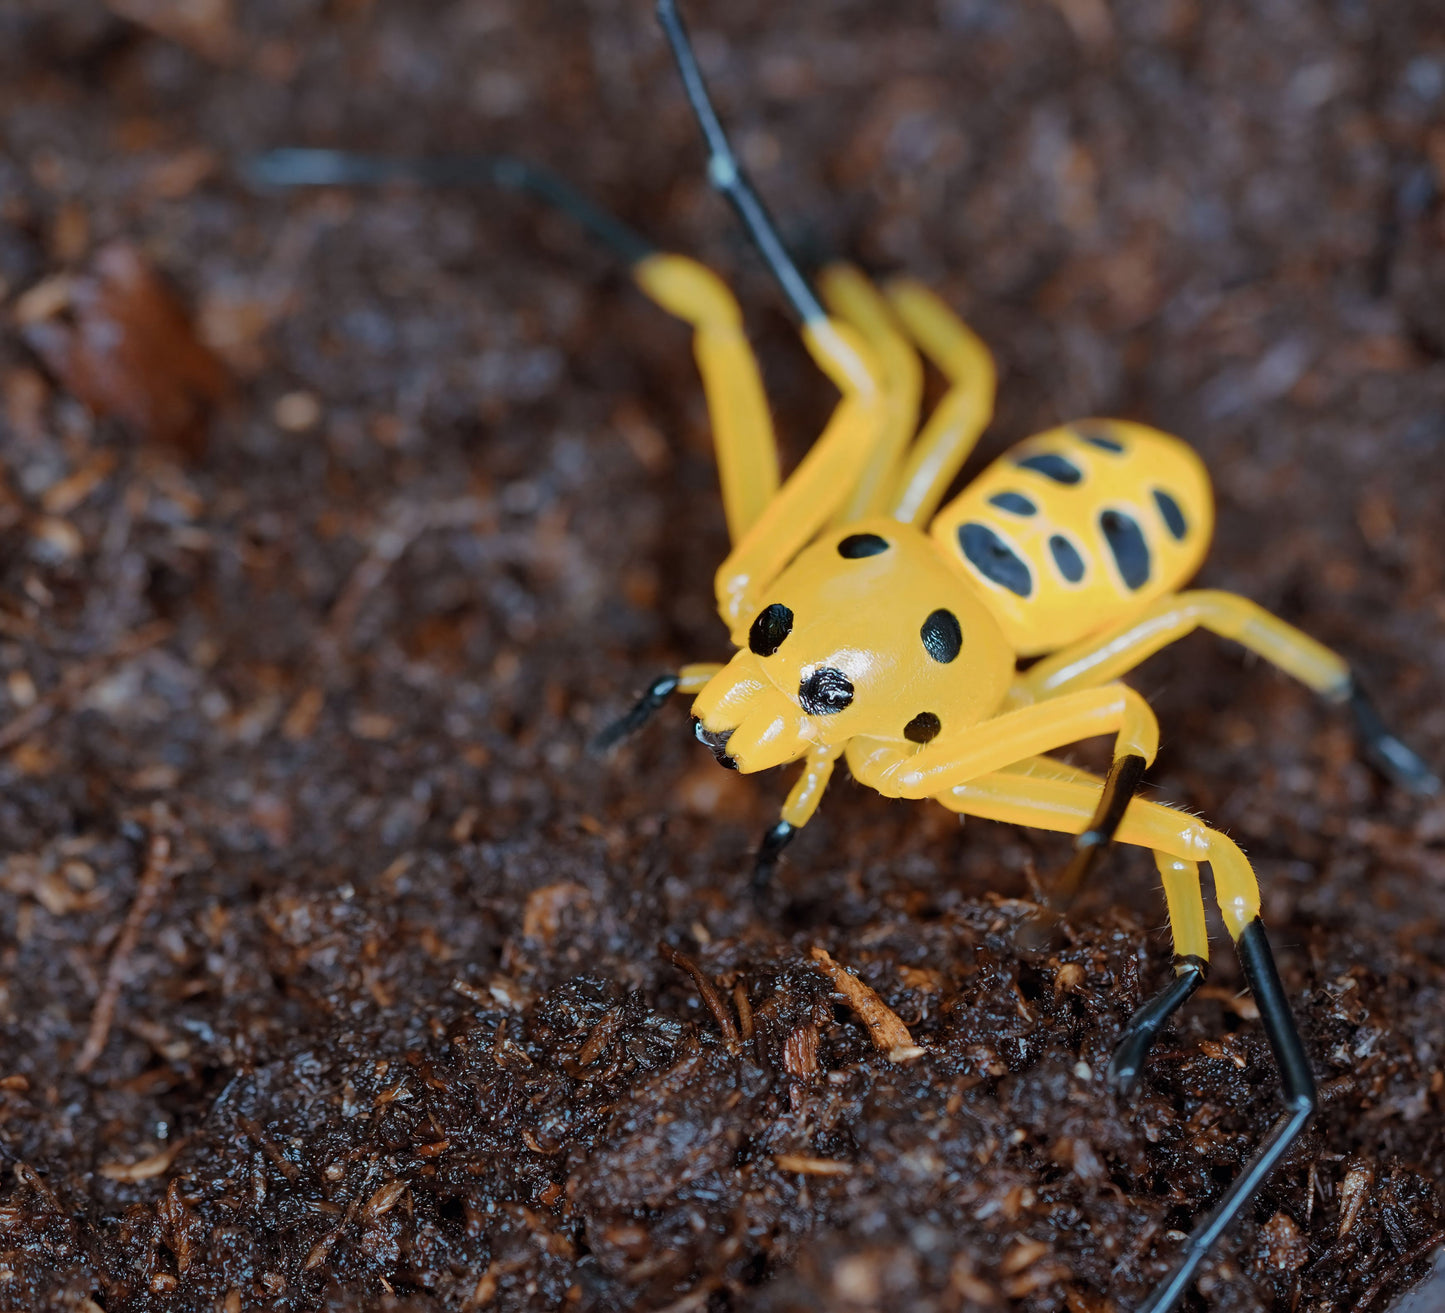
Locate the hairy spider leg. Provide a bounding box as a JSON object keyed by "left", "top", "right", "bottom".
{"left": 885, "top": 279, "right": 997, "bottom": 525}
{"left": 592, "top": 663, "right": 722, "bottom": 753}
{"left": 1014, "top": 586, "right": 1436, "bottom": 903}
{"left": 657, "top": 0, "right": 889, "bottom": 633}
{"left": 1010, "top": 589, "right": 1438, "bottom": 852}
{"left": 935, "top": 765, "right": 1316, "bottom": 1313}
{"left": 817, "top": 264, "right": 924, "bottom": 523}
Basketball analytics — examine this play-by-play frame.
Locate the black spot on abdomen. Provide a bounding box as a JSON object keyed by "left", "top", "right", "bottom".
{"left": 799, "top": 666, "right": 854, "bottom": 715}
{"left": 838, "top": 532, "right": 889, "bottom": 558}
{"left": 959, "top": 523, "right": 1033, "bottom": 597}
{"left": 920, "top": 608, "right": 963, "bottom": 663}
{"left": 988, "top": 491, "right": 1037, "bottom": 516}
{"left": 1049, "top": 534, "right": 1086, "bottom": 583}
{"left": 749, "top": 603, "right": 793, "bottom": 656}
{"left": 1015, "top": 452, "right": 1082, "bottom": 485}
{"left": 1073, "top": 422, "right": 1124, "bottom": 453}
{"left": 1152, "top": 489, "right": 1188, "bottom": 540}
{"left": 904, "top": 712, "right": 941, "bottom": 743}
{"left": 1099, "top": 510, "right": 1151, "bottom": 590}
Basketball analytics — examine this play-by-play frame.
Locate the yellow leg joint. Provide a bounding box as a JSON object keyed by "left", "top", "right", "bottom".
{"left": 781, "top": 743, "right": 843, "bottom": 828}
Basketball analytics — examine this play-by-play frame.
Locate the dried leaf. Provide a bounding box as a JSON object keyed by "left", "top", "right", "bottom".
{"left": 20, "top": 242, "right": 228, "bottom": 454}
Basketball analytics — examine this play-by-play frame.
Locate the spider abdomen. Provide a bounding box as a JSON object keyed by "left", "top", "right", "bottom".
{"left": 930, "top": 418, "right": 1214, "bottom": 656}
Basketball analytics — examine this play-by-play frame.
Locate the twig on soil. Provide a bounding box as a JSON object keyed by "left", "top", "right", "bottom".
{"left": 75, "top": 823, "right": 174, "bottom": 1075}
{"left": 1360, "top": 1230, "right": 1445, "bottom": 1310}
{"left": 658, "top": 943, "right": 739, "bottom": 1046}
{"left": 808, "top": 947, "right": 922, "bottom": 1062}
{"left": 773, "top": 1153, "right": 852, "bottom": 1176}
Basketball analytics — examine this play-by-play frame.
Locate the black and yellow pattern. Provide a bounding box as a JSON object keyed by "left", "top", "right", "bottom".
{"left": 931, "top": 419, "right": 1214, "bottom": 655}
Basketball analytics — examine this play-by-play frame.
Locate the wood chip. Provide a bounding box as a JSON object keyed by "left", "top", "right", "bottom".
{"left": 773, "top": 1154, "right": 852, "bottom": 1176}
{"left": 809, "top": 948, "right": 917, "bottom": 1057}
{"left": 98, "top": 1139, "right": 184, "bottom": 1181}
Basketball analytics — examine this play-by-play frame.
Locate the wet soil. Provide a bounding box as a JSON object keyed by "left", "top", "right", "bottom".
{"left": 3, "top": 2, "right": 1445, "bottom": 1311}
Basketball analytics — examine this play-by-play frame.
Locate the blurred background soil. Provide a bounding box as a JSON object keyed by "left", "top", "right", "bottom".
{"left": 3, "top": 1, "right": 1445, "bottom": 1310}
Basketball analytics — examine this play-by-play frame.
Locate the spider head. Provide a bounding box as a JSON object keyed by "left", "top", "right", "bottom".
{"left": 691, "top": 520, "right": 1015, "bottom": 773}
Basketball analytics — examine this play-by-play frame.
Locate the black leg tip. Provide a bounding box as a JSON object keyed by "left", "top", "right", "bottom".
{"left": 1106, "top": 1054, "right": 1142, "bottom": 1096}
{"left": 1346, "top": 678, "right": 1441, "bottom": 797}
{"left": 1050, "top": 753, "right": 1148, "bottom": 908}
{"left": 1107, "top": 957, "right": 1206, "bottom": 1098}
{"left": 752, "top": 820, "right": 796, "bottom": 892}
{"left": 590, "top": 674, "right": 680, "bottom": 755}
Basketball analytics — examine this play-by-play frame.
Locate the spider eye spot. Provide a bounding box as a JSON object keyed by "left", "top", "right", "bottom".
{"left": 748, "top": 603, "right": 794, "bottom": 656}
{"left": 1015, "top": 452, "right": 1082, "bottom": 485}
{"left": 1100, "top": 509, "right": 1151, "bottom": 590}
{"left": 904, "top": 711, "right": 941, "bottom": 743}
{"left": 920, "top": 608, "right": 963, "bottom": 663}
{"left": 799, "top": 666, "right": 854, "bottom": 715}
{"left": 1152, "top": 488, "right": 1188, "bottom": 540}
{"left": 1073, "top": 422, "right": 1125, "bottom": 453}
{"left": 987, "top": 491, "right": 1037, "bottom": 516}
{"left": 958, "top": 522, "right": 1033, "bottom": 597}
{"left": 1049, "top": 534, "right": 1086, "bottom": 583}
{"left": 837, "top": 532, "right": 890, "bottom": 558}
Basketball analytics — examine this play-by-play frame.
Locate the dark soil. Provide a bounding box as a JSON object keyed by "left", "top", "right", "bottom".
{"left": 3, "top": 2, "right": 1445, "bottom": 1311}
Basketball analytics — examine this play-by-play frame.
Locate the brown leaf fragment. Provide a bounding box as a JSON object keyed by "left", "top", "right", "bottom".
{"left": 782, "top": 1024, "right": 820, "bottom": 1079}
{"left": 1000, "top": 1239, "right": 1050, "bottom": 1276}
{"left": 949, "top": 1252, "right": 998, "bottom": 1304}
{"left": 157, "top": 1179, "right": 198, "bottom": 1273}
{"left": 809, "top": 947, "right": 917, "bottom": 1057}
{"left": 303, "top": 1231, "right": 337, "bottom": 1271}
{"left": 1338, "top": 1161, "right": 1374, "bottom": 1237}
{"left": 523, "top": 882, "right": 590, "bottom": 941}
{"left": 20, "top": 242, "right": 228, "bottom": 455}
{"left": 363, "top": 1180, "right": 407, "bottom": 1221}
{"left": 1257, "top": 1211, "right": 1308, "bottom": 1272}
{"left": 40, "top": 450, "right": 117, "bottom": 516}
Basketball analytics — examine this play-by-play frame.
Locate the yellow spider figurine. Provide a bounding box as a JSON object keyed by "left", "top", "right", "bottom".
{"left": 248, "top": 4, "right": 1438, "bottom": 1309}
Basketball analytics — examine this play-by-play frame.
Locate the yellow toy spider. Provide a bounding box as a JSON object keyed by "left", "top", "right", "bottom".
{"left": 247, "top": 4, "right": 1438, "bottom": 1309}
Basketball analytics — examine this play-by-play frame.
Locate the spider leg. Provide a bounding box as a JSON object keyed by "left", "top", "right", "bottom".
{"left": 656, "top": 0, "right": 824, "bottom": 325}
{"left": 816, "top": 265, "right": 923, "bottom": 523}
{"left": 657, "top": 1, "right": 889, "bottom": 632}
{"left": 591, "top": 663, "right": 722, "bottom": 753}
{"left": 1136, "top": 918, "right": 1316, "bottom": 1313}
{"left": 1049, "top": 751, "right": 1149, "bottom": 908}
{"left": 632, "top": 257, "right": 781, "bottom": 545}
{"left": 848, "top": 682, "right": 1161, "bottom": 803}
{"left": 751, "top": 743, "right": 842, "bottom": 890}
{"left": 884, "top": 279, "right": 997, "bottom": 525}
{"left": 932, "top": 766, "right": 1316, "bottom": 1313}
{"left": 1108, "top": 854, "right": 1208, "bottom": 1092}
{"left": 1345, "top": 675, "right": 1439, "bottom": 795}
{"left": 1017, "top": 588, "right": 1439, "bottom": 796}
